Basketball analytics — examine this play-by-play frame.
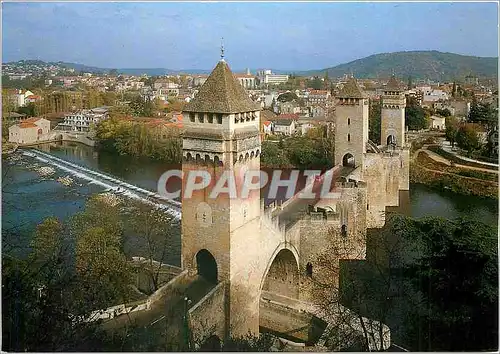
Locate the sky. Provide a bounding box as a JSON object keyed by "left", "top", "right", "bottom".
{"left": 2, "top": 1, "right": 499, "bottom": 71}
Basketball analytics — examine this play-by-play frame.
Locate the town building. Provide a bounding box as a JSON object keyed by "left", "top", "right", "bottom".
{"left": 430, "top": 115, "right": 446, "bottom": 130}
{"left": 15, "top": 90, "right": 34, "bottom": 107}
{"left": 278, "top": 100, "right": 301, "bottom": 114}
{"left": 56, "top": 106, "right": 110, "bottom": 132}
{"left": 262, "top": 120, "right": 273, "bottom": 135}
{"left": 465, "top": 75, "right": 479, "bottom": 86}
{"left": 235, "top": 72, "right": 256, "bottom": 89}
{"left": 305, "top": 89, "right": 331, "bottom": 105}
{"left": 257, "top": 70, "right": 289, "bottom": 86}
{"left": 8, "top": 117, "right": 51, "bottom": 144}
{"left": 273, "top": 119, "right": 296, "bottom": 135}
{"left": 193, "top": 75, "right": 209, "bottom": 87}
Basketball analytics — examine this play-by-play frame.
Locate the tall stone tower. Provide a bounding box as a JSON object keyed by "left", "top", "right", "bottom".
{"left": 181, "top": 58, "right": 262, "bottom": 337}
{"left": 334, "top": 77, "right": 369, "bottom": 169}
{"left": 381, "top": 75, "right": 406, "bottom": 147}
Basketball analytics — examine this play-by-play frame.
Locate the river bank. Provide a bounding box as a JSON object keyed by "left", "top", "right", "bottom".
{"left": 410, "top": 149, "right": 498, "bottom": 199}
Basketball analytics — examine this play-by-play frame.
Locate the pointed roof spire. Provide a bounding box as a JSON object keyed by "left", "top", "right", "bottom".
{"left": 386, "top": 75, "right": 403, "bottom": 91}
{"left": 184, "top": 60, "right": 260, "bottom": 114}
{"left": 338, "top": 76, "right": 367, "bottom": 98}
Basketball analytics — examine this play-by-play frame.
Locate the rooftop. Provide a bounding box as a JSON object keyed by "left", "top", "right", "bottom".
{"left": 337, "top": 77, "right": 367, "bottom": 99}
{"left": 385, "top": 75, "right": 404, "bottom": 91}
{"left": 183, "top": 60, "right": 261, "bottom": 114}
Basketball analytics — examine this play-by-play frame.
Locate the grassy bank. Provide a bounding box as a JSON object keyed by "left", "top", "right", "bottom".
{"left": 410, "top": 152, "right": 498, "bottom": 199}
{"left": 427, "top": 145, "right": 498, "bottom": 171}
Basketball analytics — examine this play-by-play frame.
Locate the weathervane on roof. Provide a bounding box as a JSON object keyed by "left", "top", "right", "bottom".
{"left": 220, "top": 37, "right": 225, "bottom": 61}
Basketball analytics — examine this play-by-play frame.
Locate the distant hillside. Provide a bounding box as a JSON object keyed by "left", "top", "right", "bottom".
{"left": 309, "top": 51, "right": 498, "bottom": 81}
{"left": 57, "top": 64, "right": 213, "bottom": 76}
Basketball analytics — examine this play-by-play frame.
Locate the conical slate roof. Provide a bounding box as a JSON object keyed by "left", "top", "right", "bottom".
{"left": 385, "top": 75, "right": 403, "bottom": 91}
{"left": 184, "top": 60, "right": 260, "bottom": 114}
{"left": 337, "top": 77, "right": 367, "bottom": 98}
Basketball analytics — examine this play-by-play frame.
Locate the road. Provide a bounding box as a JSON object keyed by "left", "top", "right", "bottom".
{"left": 276, "top": 166, "right": 351, "bottom": 228}
{"left": 101, "top": 275, "right": 215, "bottom": 351}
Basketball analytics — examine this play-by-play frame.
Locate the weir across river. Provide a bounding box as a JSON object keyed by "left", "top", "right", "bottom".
{"left": 22, "top": 148, "right": 182, "bottom": 219}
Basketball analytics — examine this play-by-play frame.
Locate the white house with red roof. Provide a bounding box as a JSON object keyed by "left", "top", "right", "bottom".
{"left": 262, "top": 120, "right": 274, "bottom": 135}
{"left": 15, "top": 90, "right": 34, "bottom": 107}
{"left": 8, "top": 117, "right": 51, "bottom": 144}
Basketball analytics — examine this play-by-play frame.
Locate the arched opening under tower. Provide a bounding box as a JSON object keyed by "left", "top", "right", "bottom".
{"left": 195, "top": 249, "right": 218, "bottom": 284}
{"left": 342, "top": 153, "right": 355, "bottom": 168}
{"left": 262, "top": 249, "right": 299, "bottom": 299}
{"left": 387, "top": 134, "right": 396, "bottom": 146}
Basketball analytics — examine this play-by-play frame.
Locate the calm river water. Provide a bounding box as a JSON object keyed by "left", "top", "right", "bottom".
{"left": 2, "top": 141, "right": 498, "bottom": 258}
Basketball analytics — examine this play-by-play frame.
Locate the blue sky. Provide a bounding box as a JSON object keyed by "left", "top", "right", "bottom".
{"left": 2, "top": 2, "right": 498, "bottom": 70}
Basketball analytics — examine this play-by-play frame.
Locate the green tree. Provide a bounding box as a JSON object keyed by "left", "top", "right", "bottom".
{"left": 403, "top": 217, "right": 498, "bottom": 351}
{"left": 261, "top": 140, "right": 291, "bottom": 167}
{"left": 307, "top": 77, "right": 323, "bottom": 90}
{"left": 277, "top": 92, "right": 298, "bottom": 103}
{"left": 445, "top": 116, "right": 459, "bottom": 148}
{"left": 436, "top": 108, "right": 451, "bottom": 117}
{"left": 71, "top": 196, "right": 133, "bottom": 308}
{"left": 405, "top": 96, "right": 428, "bottom": 130}
{"left": 17, "top": 102, "right": 36, "bottom": 117}
{"left": 2, "top": 218, "right": 103, "bottom": 351}
{"left": 456, "top": 123, "right": 481, "bottom": 154}
{"left": 468, "top": 100, "right": 497, "bottom": 130}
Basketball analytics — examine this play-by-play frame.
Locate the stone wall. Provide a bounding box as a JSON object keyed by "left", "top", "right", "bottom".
{"left": 188, "top": 281, "right": 227, "bottom": 348}
{"left": 297, "top": 184, "right": 367, "bottom": 302}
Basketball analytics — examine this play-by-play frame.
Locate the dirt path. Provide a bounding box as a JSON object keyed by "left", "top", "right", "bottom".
{"left": 415, "top": 146, "right": 498, "bottom": 174}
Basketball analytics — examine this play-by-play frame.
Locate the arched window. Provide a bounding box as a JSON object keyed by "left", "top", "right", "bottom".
{"left": 341, "top": 225, "right": 347, "bottom": 237}
{"left": 306, "top": 262, "right": 313, "bottom": 277}
{"left": 347, "top": 134, "right": 350, "bottom": 142}
{"left": 347, "top": 118, "right": 350, "bottom": 125}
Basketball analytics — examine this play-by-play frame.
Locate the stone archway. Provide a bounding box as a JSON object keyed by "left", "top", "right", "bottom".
{"left": 342, "top": 153, "right": 355, "bottom": 168}
{"left": 262, "top": 248, "right": 299, "bottom": 299}
{"left": 386, "top": 134, "right": 396, "bottom": 146}
{"left": 195, "top": 249, "right": 218, "bottom": 284}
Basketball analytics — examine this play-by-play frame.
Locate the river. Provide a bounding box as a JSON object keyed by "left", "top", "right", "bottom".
{"left": 2, "top": 141, "right": 498, "bottom": 259}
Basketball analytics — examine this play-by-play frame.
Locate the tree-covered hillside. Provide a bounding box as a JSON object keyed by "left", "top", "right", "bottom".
{"left": 311, "top": 51, "right": 498, "bottom": 81}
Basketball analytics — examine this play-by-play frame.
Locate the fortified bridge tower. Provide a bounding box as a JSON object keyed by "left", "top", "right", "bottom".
{"left": 179, "top": 58, "right": 398, "bottom": 349}
{"left": 181, "top": 58, "right": 263, "bottom": 337}
{"left": 381, "top": 75, "right": 406, "bottom": 148}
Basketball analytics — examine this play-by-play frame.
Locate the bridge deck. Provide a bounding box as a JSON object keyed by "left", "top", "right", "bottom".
{"left": 260, "top": 291, "right": 327, "bottom": 344}
{"left": 102, "top": 275, "right": 215, "bottom": 351}
{"left": 275, "top": 165, "right": 355, "bottom": 228}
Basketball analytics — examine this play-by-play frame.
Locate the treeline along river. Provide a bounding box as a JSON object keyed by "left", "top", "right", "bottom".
{"left": 3, "top": 140, "right": 498, "bottom": 259}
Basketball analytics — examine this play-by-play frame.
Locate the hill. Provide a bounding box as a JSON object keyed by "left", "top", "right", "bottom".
{"left": 308, "top": 51, "right": 498, "bottom": 81}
